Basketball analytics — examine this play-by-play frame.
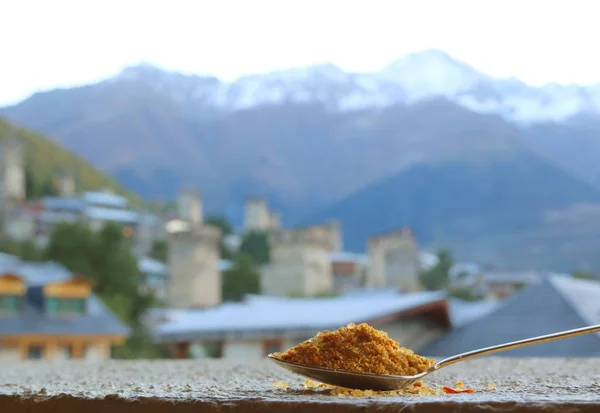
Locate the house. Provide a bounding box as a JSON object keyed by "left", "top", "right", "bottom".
{"left": 420, "top": 275, "right": 600, "bottom": 358}
{"left": 137, "top": 256, "right": 233, "bottom": 302}
{"left": 0, "top": 254, "right": 129, "bottom": 361}
{"left": 149, "top": 289, "right": 452, "bottom": 359}
{"left": 480, "top": 270, "right": 544, "bottom": 298}
{"left": 330, "top": 251, "right": 368, "bottom": 293}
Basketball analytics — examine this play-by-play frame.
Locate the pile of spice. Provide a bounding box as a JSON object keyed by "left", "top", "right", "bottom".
{"left": 271, "top": 322, "right": 435, "bottom": 376}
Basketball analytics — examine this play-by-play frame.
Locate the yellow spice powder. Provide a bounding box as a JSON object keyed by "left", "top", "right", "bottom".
{"left": 271, "top": 322, "right": 435, "bottom": 376}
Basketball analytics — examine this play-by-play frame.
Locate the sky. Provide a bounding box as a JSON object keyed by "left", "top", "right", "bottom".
{"left": 1, "top": 0, "right": 599, "bottom": 105}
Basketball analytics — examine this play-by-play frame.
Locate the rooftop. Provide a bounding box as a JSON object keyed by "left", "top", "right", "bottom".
{"left": 84, "top": 206, "right": 138, "bottom": 223}
{"left": 150, "top": 290, "right": 447, "bottom": 342}
{"left": 421, "top": 275, "right": 600, "bottom": 357}
{"left": 81, "top": 191, "right": 128, "bottom": 209}
{"left": 0, "top": 254, "right": 129, "bottom": 337}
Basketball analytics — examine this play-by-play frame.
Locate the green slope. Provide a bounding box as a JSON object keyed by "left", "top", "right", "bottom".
{"left": 0, "top": 117, "right": 139, "bottom": 202}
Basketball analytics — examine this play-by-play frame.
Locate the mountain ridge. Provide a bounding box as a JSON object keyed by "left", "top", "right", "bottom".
{"left": 7, "top": 49, "right": 600, "bottom": 124}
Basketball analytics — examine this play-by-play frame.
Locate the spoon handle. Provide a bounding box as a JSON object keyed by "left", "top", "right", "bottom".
{"left": 435, "top": 323, "right": 600, "bottom": 370}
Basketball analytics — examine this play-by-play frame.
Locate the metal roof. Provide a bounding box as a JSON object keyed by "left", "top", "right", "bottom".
{"left": 84, "top": 206, "right": 138, "bottom": 223}
{"left": 0, "top": 254, "right": 130, "bottom": 337}
{"left": 420, "top": 275, "right": 600, "bottom": 358}
{"left": 81, "top": 191, "right": 128, "bottom": 209}
{"left": 151, "top": 290, "right": 447, "bottom": 342}
{"left": 41, "top": 196, "right": 85, "bottom": 212}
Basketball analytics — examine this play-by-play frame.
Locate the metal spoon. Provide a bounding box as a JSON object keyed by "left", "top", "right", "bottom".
{"left": 268, "top": 323, "right": 600, "bottom": 391}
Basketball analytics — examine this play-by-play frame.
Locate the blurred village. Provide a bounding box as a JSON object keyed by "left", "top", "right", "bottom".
{"left": 0, "top": 138, "right": 599, "bottom": 362}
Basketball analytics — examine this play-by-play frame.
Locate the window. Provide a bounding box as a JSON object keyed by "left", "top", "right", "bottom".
{"left": 27, "top": 345, "right": 44, "bottom": 360}
{"left": 46, "top": 297, "right": 86, "bottom": 315}
{"left": 59, "top": 345, "right": 73, "bottom": 359}
{"left": 0, "top": 295, "right": 21, "bottom": 313}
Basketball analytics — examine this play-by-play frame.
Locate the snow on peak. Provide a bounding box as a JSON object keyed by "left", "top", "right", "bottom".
{"left": 107, "top": 51, "right": 600, "bottom": 123}
{"left": 380, "top": 49, "right": 488, "bottom": 100}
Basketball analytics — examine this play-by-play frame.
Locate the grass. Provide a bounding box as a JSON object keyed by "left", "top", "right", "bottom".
{"left": 0, "top": 117, "right": 139, "bottom": 203}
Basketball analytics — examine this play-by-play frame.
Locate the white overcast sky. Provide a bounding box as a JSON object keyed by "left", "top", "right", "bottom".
{"left": 1, "top": 0, "right": 598, "bottom": 105}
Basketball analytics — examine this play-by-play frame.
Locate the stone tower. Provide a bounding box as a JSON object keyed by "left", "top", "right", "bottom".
{"left": 55, "top": 170, "right": 76, "bottom": 197}
{"left": 269, "top": 211, "right": 281, "bottom": 230}
{"left": 323, "top": 220, "right": 343, "bottom": 252}
{"left": 167, "top": 224, "right": 222, "bottom": 308}
{"left": 261, "top": 225, "right": 333, "bottom": 297}
{"left": 244, "top": 197, "right": 271, "bottom": 232}
{"left": 177, "top": 189, "right": 202, "bottom": 226}
{"left": 0, "top": 137, "right": 25, "bottom": 203}
{"left": 366, "top": 228, "right": 420, "bottom": 292}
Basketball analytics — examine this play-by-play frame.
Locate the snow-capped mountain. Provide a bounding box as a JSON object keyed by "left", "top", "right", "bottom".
{"left": 112, "top": 49, "right": 600, "bottom": 123}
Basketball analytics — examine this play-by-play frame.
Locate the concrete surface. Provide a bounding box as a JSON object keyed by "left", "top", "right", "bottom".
{"left": 0, "top": 358, "right": 599, "bottom": 412}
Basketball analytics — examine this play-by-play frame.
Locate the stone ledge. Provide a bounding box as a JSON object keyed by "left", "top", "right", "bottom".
{"left": 1, "top": 358, "right": 599, "bottom": 412}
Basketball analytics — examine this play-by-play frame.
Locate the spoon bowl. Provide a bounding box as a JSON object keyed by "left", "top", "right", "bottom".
{"left": 268, "top": 355, "right": 433, "bottom": 390}
{"left": 269, "top": 323, "right": 600, "bottom": 391}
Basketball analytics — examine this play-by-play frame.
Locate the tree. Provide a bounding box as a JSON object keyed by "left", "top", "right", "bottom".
{"left": 205, "top": 215, "right": 235, "bottom": 259}
{"left": 44, "top": 222, "right": 98, "bottom": 279}
{"left": 0, "top": 238, "right": 44, "bottom": 261}
{"left": 222, "top": 253, "right": 260, "bottom": 302}
{"left": 449, "top": 287, "right": 485, "bottom": 302}
{"left": 419, "top": 249, "right": 453, "bottom": 291}
{"left": 149, "top": 240, "right": 168, "bottom": 262}
{"left": 204, "top": 215, "right": 233, "bottom": 236}
{"left": 44, "top": 221, "right": 162, "bottom": 359}
{"left": 239, "top": 231, "right": 270, "bottom": 264}
{"left": 572, "top": 270, "right": 597, "bottom": 281}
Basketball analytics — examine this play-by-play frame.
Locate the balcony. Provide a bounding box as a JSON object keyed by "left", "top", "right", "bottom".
{"left": 1, "top": 357, "right": 598, "bottom": 412}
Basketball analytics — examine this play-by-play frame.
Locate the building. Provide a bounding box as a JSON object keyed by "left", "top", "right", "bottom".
{"left": 55, "top": 170, "right": 76, "bottom": 197}
{"left": 480, "top": 270, "right": 544, "bottom": 299}
{"left": 149, "top": 289, "right": 452, "bottom": 359}
{"left": 138, "top": 256, "right": 233, "bottom": 303}
{"left": 177, "top": 189, "right": 202, "bottom": 225}
{"left": 243, "top": 197, "right": 282, "bottom": 232}
{"left": 421, "top": 275, "right": 600, "bottom": 357}
{"left": 244, "top": 197, "right": 271, "bottom": 232}
{"left": 167, "top": 198, "right": 223, "bottom": 308}
{"left": 261, "top": 225, "right": 333, "bottom": 297}
{"left": 0, "top": 137, "right": 26, "bottom": 204}
{"left": 366, "top": 228, "right": 421, "bottom": 292}
{"left": 81, "top": 190, "right": 138, "bottom": 232}
{"left": 0, "top": 254, "right": 129, "bottom": 361}
{"left": 330, "top": 251, "right": 368, "bottom": 293}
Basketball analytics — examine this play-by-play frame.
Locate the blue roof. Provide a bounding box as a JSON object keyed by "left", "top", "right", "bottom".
{"left": 151, "top": 290, "right": 447, "bottom": 342}
{"left": 82, "top": 191, "right": 128, "bottom": 208}
{"left": 85, "top": 207, "right": 138, "bottom": 223}
{"left": 0, "top": 254, "right": 130, "bottom": 337}
{"left": 41, "top": 196, "right": 85, "bottom": 212}
{"left": 138, "top": 256, "right": 166, "bottom": 274}
{"left": 420, "top": 276, "right": 600, "bottom": 357}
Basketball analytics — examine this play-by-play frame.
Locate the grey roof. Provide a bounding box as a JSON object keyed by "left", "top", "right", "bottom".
{"left": 419, "top": 275, "right": 600, "bottom": 358}
{"left": 0, "top": 255, "right": 130, "bottom": 337}
{"left": 481, "top": 270, "right": 543, "bottom": 284}
{"left": 0, "top": 288, "right": 130, "bottom": 336}
{"left": 151, "top": 290, "right": 447, "bottom": 342}
{"left": 448, "top": 298, "right": 501, "bottom": 328}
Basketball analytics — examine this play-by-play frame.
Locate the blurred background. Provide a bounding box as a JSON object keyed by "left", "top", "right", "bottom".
{"left": 0, "top": 0, "right": 599, "bottom": 362}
